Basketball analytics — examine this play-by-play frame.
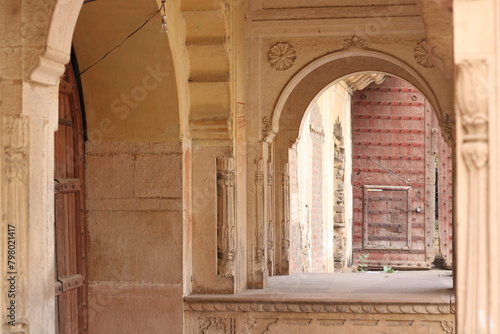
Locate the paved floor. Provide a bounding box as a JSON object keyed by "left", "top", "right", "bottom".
{"left": 188, "top": 271, "right": 454, "bottom": 304}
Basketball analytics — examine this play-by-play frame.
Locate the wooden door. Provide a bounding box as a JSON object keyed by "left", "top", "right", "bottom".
{"left": 351, "top": 77, "right": 434, "bottom": 269}
{"left": 434, "top": 112, "right": 454, "bottom": 269}
{"left": 54, "top": 61, "right": 88, "bottom": 333}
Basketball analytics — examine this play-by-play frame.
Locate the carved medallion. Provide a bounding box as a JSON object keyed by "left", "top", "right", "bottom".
{"left": 342, "top": 36, "right": 368, "bottom": 50}
{"left": 414, "top": 40, "right": 435, "bottom": 68}
{"left": 268, "top": 42, "right": 296, "bottom": 71}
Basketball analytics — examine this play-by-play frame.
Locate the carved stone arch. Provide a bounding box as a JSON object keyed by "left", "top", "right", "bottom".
{"left": 265, "top": 49, "right": 452, "bottom": 146}
{"left": 28, "top": 0, "right": 85, "bottom": 86}
{"left": 269, "top": 49, "right": 454, "bottom": 276}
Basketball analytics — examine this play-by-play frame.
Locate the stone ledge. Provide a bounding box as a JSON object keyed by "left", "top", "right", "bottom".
{"left": 184, "top": 299, "right": 454, "bottom": 315}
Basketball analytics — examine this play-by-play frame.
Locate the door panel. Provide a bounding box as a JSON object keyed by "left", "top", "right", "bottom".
{"left": 55, "top": 61, "right": 88, "bottom": 333}
{"left": 351, "top": 77, "right": 433, "bottom": 269}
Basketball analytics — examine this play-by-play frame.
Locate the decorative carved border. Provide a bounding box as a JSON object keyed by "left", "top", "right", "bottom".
{"left": 185, "top": 301, "right": 454, "bottom": 314}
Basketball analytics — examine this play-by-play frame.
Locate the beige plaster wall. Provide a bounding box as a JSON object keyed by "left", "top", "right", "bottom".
{"left": 73, "top": 0, "right": 180, "bottom": 142}
{"left": 71, "top": 1, "right": 187, "bottom": 332}
{"left": 85, "top": 142, "right": 183, "bottom": 333}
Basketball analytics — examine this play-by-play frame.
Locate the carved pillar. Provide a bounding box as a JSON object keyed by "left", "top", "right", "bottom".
{"left": 252, "top": 159, "right": 266, "bottom": 286}
{"left": 216, "top": 156, "right": 236, "bottom": 278}
{"left": 280, "top": 163, "right": 291, "bottom": 274}
{"left": 455, "top": 60, "right": 492, "bottom": 333}
{"left": 2, "top": 115, "right": 29, "bottom": 332}
{"left": 267, "top": 161, "right": 274, "bottom": 276}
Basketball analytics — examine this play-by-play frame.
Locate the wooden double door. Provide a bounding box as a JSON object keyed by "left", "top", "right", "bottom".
{"left": 351, "top": 77, "right": 453, "bottom": 269}
{"left": 54, "top": 61, "right": 88, "bottom": 333}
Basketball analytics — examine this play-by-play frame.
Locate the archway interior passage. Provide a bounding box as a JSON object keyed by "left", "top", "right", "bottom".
{"left": 286, "top": 74, "right": 453, "bottom": 274}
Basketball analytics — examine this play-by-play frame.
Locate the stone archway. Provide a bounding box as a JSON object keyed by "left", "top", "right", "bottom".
{"left": 263, "top": 49, "right": 454, "bottom": 277}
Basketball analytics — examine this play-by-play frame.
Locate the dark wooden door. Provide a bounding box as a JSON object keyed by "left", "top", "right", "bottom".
{"left": 54, "top": 61, "right": 88, "bottom": 333}
{"left": 351, "top": 77, "right": 434, "bottom": 269}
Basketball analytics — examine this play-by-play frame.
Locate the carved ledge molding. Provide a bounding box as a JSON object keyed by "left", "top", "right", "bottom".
{"left": 190, "top": 118, "right": 232, "bottom": 141}
{"left": 268, "top": 42, "right": 297, "bottom": 71}
{"left": 216, "top": 156, "right": 236, "bottom": 278}
{"left": 185, "top": 301, "right": 454, "bottom": 314}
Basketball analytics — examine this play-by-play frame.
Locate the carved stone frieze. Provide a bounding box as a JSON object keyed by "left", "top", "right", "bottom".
{"left": 342, "top": 36, "right": 368, "bottom": 50}
{"left": 414, "top": 40, "right": 435, "bottom": 68}
{"left": 280, "top": 163, "right": 291, "bottom": 273}
{"left": 268, "top": 42, "right": 296, "bottom": 71}
{"left": 4, "top": 115, "right": 29, "bottom": 183}
{"left": 254, "top": 159, "right": 265, "bottom": 274}
{"left": 216, "top": 157, "right": 236, "bottom": 278}
{"left": 198, "top": 317, "right": 226, "bottom": 333}
{"left": 185, "top": 301, "right": 454, "bottom": 314}
{"left": 2, "top": 114, "right": 29, "bottom": 331}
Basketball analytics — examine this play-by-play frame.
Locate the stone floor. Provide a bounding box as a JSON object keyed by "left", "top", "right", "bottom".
{"left": 188, "top": 270, "right": 454, "bottom": 304}
{"left": 185, "top": 271, "right": 455, "bottom": 333}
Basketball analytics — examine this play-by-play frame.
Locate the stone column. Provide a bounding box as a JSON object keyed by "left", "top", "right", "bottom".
{"left": 454, "top": 0, "right": 500, "bottom": 332}
{"left": 266, "top": 161, "right": 275, "bottom": 276}
{"left": 251, "top": 159, "right": 266, "bottom": 287}
{"left": 280, "top": 163, "right": 291, "bottom": 274}
{"left": 216, "top": 156, "right": 237, "bottom": 278}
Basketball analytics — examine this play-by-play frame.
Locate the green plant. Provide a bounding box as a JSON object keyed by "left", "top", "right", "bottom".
{"left": 356, "top": 254, "right": 369, "bottom": 272}
{"left": 383, "top": 265, "right": 397, "bottom": 273}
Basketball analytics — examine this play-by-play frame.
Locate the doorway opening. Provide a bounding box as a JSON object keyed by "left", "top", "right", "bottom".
{"left": 286, "top": 73, "right": 453, "bottom": 274}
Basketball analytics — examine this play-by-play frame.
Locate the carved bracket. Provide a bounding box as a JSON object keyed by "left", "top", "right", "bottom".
{"left": 216, "top": 156, "right": 236, "bottom": 278}
{"left": 456, "top": 60, "right": 489, "bottom": 170}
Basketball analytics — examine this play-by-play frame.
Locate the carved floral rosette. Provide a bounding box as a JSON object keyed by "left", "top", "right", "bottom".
{"left": 268, "top": 42, "right": 296, "bottom": 71}
{"left": 216, "top": 156, "right": 236, "bottom": 277}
